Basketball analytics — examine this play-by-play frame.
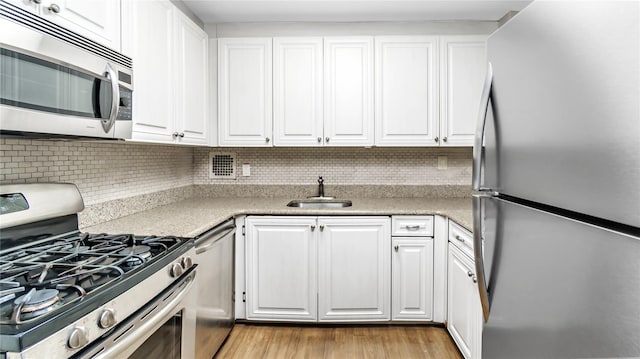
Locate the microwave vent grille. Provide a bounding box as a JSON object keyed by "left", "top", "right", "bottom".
{"left": 0, "top": 1, "right": 132, "bottom": 69}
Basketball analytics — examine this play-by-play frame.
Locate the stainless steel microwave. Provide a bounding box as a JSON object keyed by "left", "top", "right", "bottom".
{"left": 0, "top": 2, "right": 132, "bottom": 139}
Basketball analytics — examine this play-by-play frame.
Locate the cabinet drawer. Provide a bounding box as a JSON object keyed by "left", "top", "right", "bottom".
{"left": 391, "top": 216, "right": 434, "bottom": 237}
{"left": 448, "top": 220, "right": 473, "bottom": 257}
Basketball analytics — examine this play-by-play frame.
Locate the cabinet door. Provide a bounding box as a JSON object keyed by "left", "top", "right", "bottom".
{"left": 273, "top": 37, "right": 324, "bottom": 146}
{"left": 375, "top": 36, "right": 438, "bottom": 146}
{"left": 323, "top": 37, "right": 374, "bottom": 146}
{"left": 174, "top": 12, "right": 209, "bottom": 145}
{"left": 130, "top": 0, "right": 175, "bottom": 142}
{"left": 447, "top": 243, "right": 482, "bottom": 359}
{"left": 218, "top": 38, "right": 273, "bottom": 146}
{"left": 318, "top": 217, "right": 390, "bottom": 321}
{"left": 439, "top": 36, "right": 487, "bottom": 146}
{"left": 245, "top": 217, "right": 318, "bottom": 321}
{"left": 392, "top": 238, "right": 434, "bottom": 321}
{"left": 40, "top": 0, "right": 121, "bottom": 51}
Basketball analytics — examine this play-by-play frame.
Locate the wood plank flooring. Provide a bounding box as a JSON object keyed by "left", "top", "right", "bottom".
{"left": 215, "top": 324, "right": 463, "bottom": 359}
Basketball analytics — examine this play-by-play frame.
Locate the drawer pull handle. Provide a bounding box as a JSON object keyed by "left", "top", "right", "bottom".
{"left": 455, "top": 235, "right": 465, "bottom": 243}
{"left": 405, "top": 225, "right": 420, "bottom": 231}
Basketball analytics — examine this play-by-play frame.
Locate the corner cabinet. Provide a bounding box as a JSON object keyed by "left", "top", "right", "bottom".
{"left": 218, "top": 38, "right": 273, "bottom": 147}
{"left": 244, "top": 216, "right": 390, "bottom": 322}
{"left": 127, "top": 0, "right": 209, "bottom": 145}
{"left": 447, "top": 221, "right": 482, "bottom": 359}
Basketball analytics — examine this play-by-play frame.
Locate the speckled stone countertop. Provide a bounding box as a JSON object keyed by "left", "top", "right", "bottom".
{"left": 82, "top": 196, "right": 472, "bottom": 237}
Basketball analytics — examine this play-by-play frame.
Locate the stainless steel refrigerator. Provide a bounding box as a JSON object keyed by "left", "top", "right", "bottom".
{"left": 472, "top": 1, "right": 640, "bottom": 358}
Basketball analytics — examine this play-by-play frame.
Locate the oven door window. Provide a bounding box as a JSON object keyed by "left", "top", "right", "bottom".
{"left": 0, "top": 48, "right": 112, "bottom": 119}
{"left": 128, "top": 312, "right": 182, "bottom": 359}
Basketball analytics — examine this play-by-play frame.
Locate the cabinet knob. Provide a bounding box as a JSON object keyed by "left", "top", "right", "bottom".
{"left": 472, "top": 275, "right": 478, "bottom": 283}
{"left": 317, "top": 137, "right": 322, "bottom": 143}
{"left": 178, "top": 132, "right": 185, "bottom": 138}
{"left": 394, "top": 245, "right": 399, "bottom": 252}
{"left": 319, "top": 225, "right": 324, "bottom": 231}
{"left": 434, "top": 136, "right": 439, "bottom": 143}
{"left": 467, "top": 270, "right": 473, "bottom": 277}
{"left": 172, "top": 132, "right": 179, "bottom": 138}
{"left": 325, "top": 137, "right": 330, "bottom": 143}
{"left": 443, "top": 137, "right": 448, "bottom": 143}
{"left": 265, "top": 137, "right": 270, "bottom": 143}
{"left": 311, "top": 225, "right": 316, "bottom": 231}
{"left": 48, "top": 3, "right": 61, "bottom": 13}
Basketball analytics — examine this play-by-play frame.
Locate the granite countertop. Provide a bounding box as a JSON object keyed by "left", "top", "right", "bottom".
{"left": 82, "top": 196, "right": 472, "bottom": 237}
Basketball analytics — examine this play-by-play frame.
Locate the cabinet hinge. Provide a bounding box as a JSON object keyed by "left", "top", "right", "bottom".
{"left": 242, "top": 291, "right": 246, "bottom": 302}
{"left": 242, "top": 225, "right": 246, "bottom": 236}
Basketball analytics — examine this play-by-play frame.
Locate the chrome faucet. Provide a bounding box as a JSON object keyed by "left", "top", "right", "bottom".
{"left": 318, "top": 176, "right": 325, "bottom": 198}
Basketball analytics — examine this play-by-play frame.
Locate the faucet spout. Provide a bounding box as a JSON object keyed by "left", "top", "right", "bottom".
{"left": 318, "top": 176, "right": 324, "bottom": 197}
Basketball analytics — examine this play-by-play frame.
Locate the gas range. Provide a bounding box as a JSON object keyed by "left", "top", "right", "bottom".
{"left": 0, "top": 184, "right": 196, "bottom": 358}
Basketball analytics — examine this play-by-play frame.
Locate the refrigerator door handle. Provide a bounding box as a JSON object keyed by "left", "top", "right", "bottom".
{"left": 472, "top": 62, "right": 493, "bottom": 191}
{"left": 473, "top": 194, "right": 491, "bottom": 322}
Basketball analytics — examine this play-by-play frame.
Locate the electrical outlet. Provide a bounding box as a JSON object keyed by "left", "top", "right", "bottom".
{"left": 242, "top": 164, "right": 251, "bottom": 177}
{"left": 437, "top": 156, "right": 448, "bottom": 169}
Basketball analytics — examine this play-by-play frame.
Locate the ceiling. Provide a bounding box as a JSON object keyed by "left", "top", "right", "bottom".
{"left": 181, "top": 0, "right": 533, "bottom": 24}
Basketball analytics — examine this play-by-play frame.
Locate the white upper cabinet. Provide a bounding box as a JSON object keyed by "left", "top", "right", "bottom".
{"left": 324, "top": 37, "right": 374, "bottom": 146}
{"left": 218, "top": 38, "right": 273, "bottom": 146}
{"left": 273, "top": 37, "right": 324, "bottom": 146}
{"left": 128, "top": 0, "right": 209, "bottom": 145}
{"left": 129, "top": 0, "right": 174, "bottom": 142}
{"left": 6, "top": 0, "right": 121, "bottom": 51}
{"left": 174, "top": 11, "right": 209, "bottom": 145}
{"left": 439, "top": 36, "right": 487, "bottom": 146}
{"left": 375, "top": 36, "right": 438, "bottom": 146}
{"left": 41, "top": 0, "right": 121, "bottom": 51}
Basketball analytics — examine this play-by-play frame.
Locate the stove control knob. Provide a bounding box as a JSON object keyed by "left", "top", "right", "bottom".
{"left": 98, "top": 308, "right": 117, "bottom": 329}
{"left": 170, "top": 263, "right": 184, "bottom": 278}
{"left": 181, "top": 256, "right": 193, "bottom": 270}
{"left": 68, "top": 326, "right": 88, "bottom": 349}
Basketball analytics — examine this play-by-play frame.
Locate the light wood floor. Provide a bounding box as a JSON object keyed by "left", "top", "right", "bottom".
{"left": 215, "top": 324, "right": 463, "bottom": 359}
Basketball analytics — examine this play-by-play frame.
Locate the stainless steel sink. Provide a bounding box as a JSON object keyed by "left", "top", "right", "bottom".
{"left": 287, "top": 199, "right": 352, "bottom": 208}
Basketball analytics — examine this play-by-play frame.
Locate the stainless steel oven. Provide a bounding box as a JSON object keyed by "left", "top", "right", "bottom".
{"left": 0, "top": 184, "right": 197, "bottom": 359}
{"left": 0, "top": 2, "right": 132, "bottom": 139}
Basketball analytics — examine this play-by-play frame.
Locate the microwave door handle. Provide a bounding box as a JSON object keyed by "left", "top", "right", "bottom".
{"left": 472, "top": 62, "right": 493, "bottom": 191}
{"left": 101, "top": 64, "right": 119, "bottom": 133}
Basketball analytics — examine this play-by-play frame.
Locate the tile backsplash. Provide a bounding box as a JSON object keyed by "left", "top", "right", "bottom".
{"left": 1, "top": 138, "right": 472, "bottom": 209}
{"left": 194, "top": 147, "right": 472, "bottom": 186}
{"left": 0, "top": 138, "right": 193, "bottom": 205}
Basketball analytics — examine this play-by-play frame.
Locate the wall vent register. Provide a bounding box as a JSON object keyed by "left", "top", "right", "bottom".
{"left": 209, "top": 152, "right": 236, "bottom": 179}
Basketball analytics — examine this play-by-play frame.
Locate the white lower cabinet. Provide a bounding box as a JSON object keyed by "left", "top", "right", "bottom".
{"left": 318, "top": 217, "right": 390, "bottom": 321}
{"left": 245, "top": 216, "right": 317, "bottom": 321}
{"left": 244, "top": 216, "right": 390, "bottom": 322}
{"left": 392, "top": 237, "right": 434, "bottom": 320}
{"left": 447, "top": 236, "right": 482, "bottom": 359}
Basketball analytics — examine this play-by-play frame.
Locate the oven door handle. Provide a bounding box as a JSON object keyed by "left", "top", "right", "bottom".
{"left": 91, "top": 267, "right": 197, "bottom": 359}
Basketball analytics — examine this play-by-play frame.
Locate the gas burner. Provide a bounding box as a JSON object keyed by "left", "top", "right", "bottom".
{"left": 119, "top": 245, "right": 152, "bottom": 266}
{"left": 14, "top": 289, "right": 60, "bottom": 313}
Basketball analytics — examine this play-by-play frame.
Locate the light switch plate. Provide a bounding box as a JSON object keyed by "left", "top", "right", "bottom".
{"left": 242, "top": 164, "right": 251, "bottom": 177}
{"left": 437, "top": 156, "right": 448, "bottom": 169}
